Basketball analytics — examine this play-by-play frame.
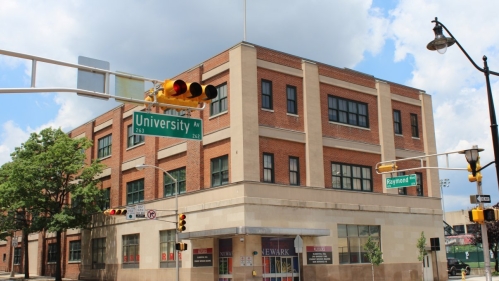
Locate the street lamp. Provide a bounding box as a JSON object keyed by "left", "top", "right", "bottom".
{"left": 439, "top": 178, "right": 449, "bottom": 221}
{"left": 459, "top": 145, "right": 491, "bottom": 281}
{"left": 135, "top": 164, "right": 179, "bottom": 281}
{"left": 427, "top": 17, "right": 499, "bottom": 193}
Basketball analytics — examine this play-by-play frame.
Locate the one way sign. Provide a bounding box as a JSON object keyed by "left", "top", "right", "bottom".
{"left": 470, "top": 195, "right": 491, "bottom": 204}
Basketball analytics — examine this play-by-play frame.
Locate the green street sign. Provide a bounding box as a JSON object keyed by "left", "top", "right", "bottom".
{"left": 386, "top": 174, "right": 417, "bottom": 189}
{"left": 132, "top": 111, "right": 202, "bottom": 141}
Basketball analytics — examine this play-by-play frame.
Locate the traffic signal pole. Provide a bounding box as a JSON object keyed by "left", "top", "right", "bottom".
{"left": 477, "top": 180, "right": 492, "bottom": 281}
{"left": 175, "top": 179, "right": 179, "bottom": 281}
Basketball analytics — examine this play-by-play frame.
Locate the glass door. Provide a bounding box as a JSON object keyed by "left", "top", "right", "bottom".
{"left": 262, "top": 256, "right": 299, "bottom": 281}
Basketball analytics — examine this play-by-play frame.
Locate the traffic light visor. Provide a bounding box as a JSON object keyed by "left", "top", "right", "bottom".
{"left": 201, "top": 85, "right": 217, "bottom": 100}
{"left": 164, "top": 79, "right": 187, "bottom": 97}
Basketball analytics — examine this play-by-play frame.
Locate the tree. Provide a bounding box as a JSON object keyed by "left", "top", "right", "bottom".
{"left": 364, "top": 235, "right": 383, "bottom": 281}
{"left": 416, "top": 231, "right": 427, "bottom": 281}
{"left": 0, "top": 128, "right": 105, "bottom": 281}
{"left": 472, "top": 202, "right": 499, "bottom": 271}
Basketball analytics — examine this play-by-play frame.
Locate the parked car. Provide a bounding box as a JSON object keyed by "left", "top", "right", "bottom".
{"left": 447, "top": 258, "right": 470, "bottom": 276}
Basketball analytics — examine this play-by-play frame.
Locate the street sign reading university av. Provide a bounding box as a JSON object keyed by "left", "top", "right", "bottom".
{"left": 133, "top": 111, "right": 202, "bottom": 141}
{"left": 386, "top": 174, "right": 417, "bottom": 189}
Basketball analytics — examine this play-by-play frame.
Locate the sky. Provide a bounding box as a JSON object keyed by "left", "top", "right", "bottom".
{"left": 1, "top": 0, "right": 499, "bottom": 213}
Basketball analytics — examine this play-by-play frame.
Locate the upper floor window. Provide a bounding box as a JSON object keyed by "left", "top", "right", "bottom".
{"left": 289, "top": 156, "right": 300, "bottom": 186}
{"left": 97, "top": 134, "right": 112, "bottom": 158}
{"left": 328, "top": 96, "right": 368, "bottom": 128}
{"left": 411, "top": 113, "right": 419, "bottom": 138}
{"left": 211, "top": 155, "right": 229, "bottom": 187}
{"left": 332, "top": 163, "right": 372, "bottom": 191}
{"left": 262, "top": 80, "right": 273, "bottom": 110}
{"left": 69, "top": 240, "right": 81, "bottom": 262}
{"left": 101, "top": 188, "right": 110, "bottom": 210}
{"left": 416, "top": 172, "right": 423, "bottom": 196}
{"left": 263, "top": 153, "right": 275, "bottom": 183}
{"left": 393, "top": 110, "right": 402, "bottom": 134}
{"left": 164, "top": 167, "right": 186, "bottom": 197}
{"left": 210, "top": 83, "right": 228, "bottom": 116}
{"left": 287, "top": 85, "right": 297, "bottom": 114}
{"left": 127, "top": 179, "right": 144, "bottom": 204}
{"left": 127, "top": 125, "right": 144, "bottom": 148}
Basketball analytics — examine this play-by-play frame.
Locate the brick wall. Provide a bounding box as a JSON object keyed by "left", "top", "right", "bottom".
{"left": 320, "top": 83, "right": 380, "bottom": 145}
{"left": 392, "top": 100, "right": 424, "bottom": 152}
{"left": 257, "top": 68, "right": 304, "bottom": 132}
{"left": 323, "top": 147, "right": 383, "bottom": 193}
{"left": 259, "top": 137, "right": 306, "bottom": 185}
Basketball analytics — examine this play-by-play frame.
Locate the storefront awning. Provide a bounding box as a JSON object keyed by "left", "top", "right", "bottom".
{"left": 179, "top": 226, "right": 330, "bottom": 240}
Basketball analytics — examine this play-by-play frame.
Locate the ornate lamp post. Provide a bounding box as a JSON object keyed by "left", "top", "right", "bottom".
{"left": 427, "top": 17, "right": 499, "bottom": 191}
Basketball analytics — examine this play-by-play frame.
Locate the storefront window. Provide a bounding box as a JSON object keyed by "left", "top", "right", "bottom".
{"left": 262, "top": 237, "right": 299, "bottom": 281}
{"left": 218, "top": 238, "right": 232, "bottom": 281}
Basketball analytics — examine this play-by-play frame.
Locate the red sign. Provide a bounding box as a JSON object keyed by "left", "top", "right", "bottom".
{"left": 193, "top": 248, "right": 213, "bottom": 254}
{"left": 161, "top": 253, "right": 167, "bottom": 261}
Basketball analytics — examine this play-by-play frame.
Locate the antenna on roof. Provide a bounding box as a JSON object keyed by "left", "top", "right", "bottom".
{"left": 244, "top": 0, "right": 246, "bottom": 41}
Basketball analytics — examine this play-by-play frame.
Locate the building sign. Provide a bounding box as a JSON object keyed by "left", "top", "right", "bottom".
{"left": 306, "top": 246, "right": 332, "bottom": 265}
{"left": 193, "top": 248, "right": 213, "bottom": 267}
{"left": 261, "top": 237, "right": 297, "bottom": 256}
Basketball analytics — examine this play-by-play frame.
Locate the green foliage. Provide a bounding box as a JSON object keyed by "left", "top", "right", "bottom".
{"left": 417, "top": 231, "right": 427, "bottom": 262}
{"left": 364, "top": 236, "right": 384, "bottom": 266}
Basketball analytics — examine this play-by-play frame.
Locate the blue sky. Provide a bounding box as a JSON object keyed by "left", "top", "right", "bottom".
{"left": 1, "top": 0, "right": 499, "bottom": 213}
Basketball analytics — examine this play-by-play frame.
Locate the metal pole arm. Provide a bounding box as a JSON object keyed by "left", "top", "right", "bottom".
{"left": 432, "top": 18, "right": 499, "bottom": 77}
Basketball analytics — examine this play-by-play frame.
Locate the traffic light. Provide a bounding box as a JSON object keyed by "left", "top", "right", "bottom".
{"left": 469, "top": 208, "right": 484, "bottom": 223}
{"left": 103, "top": 208, "right": 127, "bottom": 216}
{"left": 467, "top": 158, "right": 482, "bottom": 182}
{"left": 484, "top": 208, "right": 498, "bottom": 222}
{"left": 144, "top": 79, "right": 218, "bottom": 111}
{"left": 376, "top": 163, "right": 398, "bottom": 173}
{"left": 175, "top": 242, "right": 188, "bottom": 251}
{"left": 178, "top": 213, "right": 186, "bottom": 232}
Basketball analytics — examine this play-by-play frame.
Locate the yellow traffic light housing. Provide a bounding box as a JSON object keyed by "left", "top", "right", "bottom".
{"left": 175, "top": 242, "right": 188, "bottom": 251}
{"left": 376, "top": 163, "right": 398, "bottom": 173}
{"left": 471, "top": 208, "right": 484, "bottom": 223}
{"left": 178, "top": 213, "right": 186, "bottom": 232}
{"left": 467, "top": 159, "right": 482, "bottom": 182}
{"left": 103, "top": 208, "right": 127, "bottom": 216}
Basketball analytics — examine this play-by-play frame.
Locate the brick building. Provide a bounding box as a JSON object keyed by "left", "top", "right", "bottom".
{"left": 0, "top": 42, "right": 445, "bottom": 280}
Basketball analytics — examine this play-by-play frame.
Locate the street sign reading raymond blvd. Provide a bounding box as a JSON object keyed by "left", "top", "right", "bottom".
{"left": 133, "top": 111, "right": 202, "bottom": 141}
{"left": 386, "top": 174, "right": 417, "bottom": 189}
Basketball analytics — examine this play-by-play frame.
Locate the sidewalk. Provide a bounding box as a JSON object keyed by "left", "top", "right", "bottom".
{"left": 0, "top": 272, "right": 79, "bottom": 281}
{"left": 449, "top": 275, "right": 499, "bottom": 281}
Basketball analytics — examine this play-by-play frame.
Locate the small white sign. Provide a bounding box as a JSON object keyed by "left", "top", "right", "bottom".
{"left": 126, "top": 206, "right": 136, "bottom": 220}
{"left": 136, "top": 205, "right": 145, "bottom": 218}
{"left": 240, "top": 256, "right": 245, "bottom": 266}
{"left": 12, "top": 238, "right": 18, "bottom": 247}
{"left": 245, "top": 256, "right": 253, "bottom": 266}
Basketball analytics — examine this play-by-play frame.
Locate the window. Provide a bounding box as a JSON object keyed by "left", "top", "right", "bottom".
{"left": 328, "top": 96, "right": 368, "bottom": 128}
{"left": 101, "top": 188, "right": 110, "bottom": 211}
{"left": 164, "top": 168, "right": 186, "bottom": 197}
{"left": 48, "top": 243, "right": 57, "bottom": 263}
{"left": 393, "top": 110, "right": 402, "bottom": 134}
{"left": 2, "top": 253, "right": 5, "bottom": 262}
{"left": 453, "top": 225, "right": 465, "bottom": 235}
{"left": 261, "top": 80, "right": 273, "bottom": 110}
{"left": 160, "top": 230, "right": 177, "bottom": 265}
{"left": 338, "top": 224, "right": 380, "bottom": 264}
{"left": 127, "top": 179, "right": 144, "bottom": 204}
{"left": 97, "top": 134, "right": 112, "bottom": 158}
{"left": 211, "top": 155, "right": 229, "bottom": 187}
{"left": 397, "top": 172, "right": 407, "bottom": 195}
{"left": 219, "top": 238, "right": 233, "bottom": 279}
{"left": 69, "top": 241, "right": 81, "bottom": 262}
{"left": 416, "top": 172, "right": 423, "bottom": 196}
{"left": 286, "top": 85, "right": 297, "bottom": 114}
{"left": 210, "top": 83, "right": 228, "bottom": 116}
{"left": 332, "top": 163, "right": 372, "bottom": 191}
{"left": 123, "top": 234, "right": 140, "bottom": 265}
{"left": 466, "top": 224, "right": 478, "bottom": 234}
{"left": 127, "top": 125, "right": 144, "bottom": 148}
{"left": 411, "top": 113, "right": 419, "bottom": 138}
{"left": 71, "top": 196, "right": 83, "bottom": 214}
{"left": 13, "top": 248, "right": 21, "bottom": 265}
{"left": 289, "top": 157, "right": 300, "bottom": 186}
{"left": 92, "top": 238, "right": 106, "bottom": 269}
{"left": 263, "top": 153, "right": 274, "bottom": 183}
